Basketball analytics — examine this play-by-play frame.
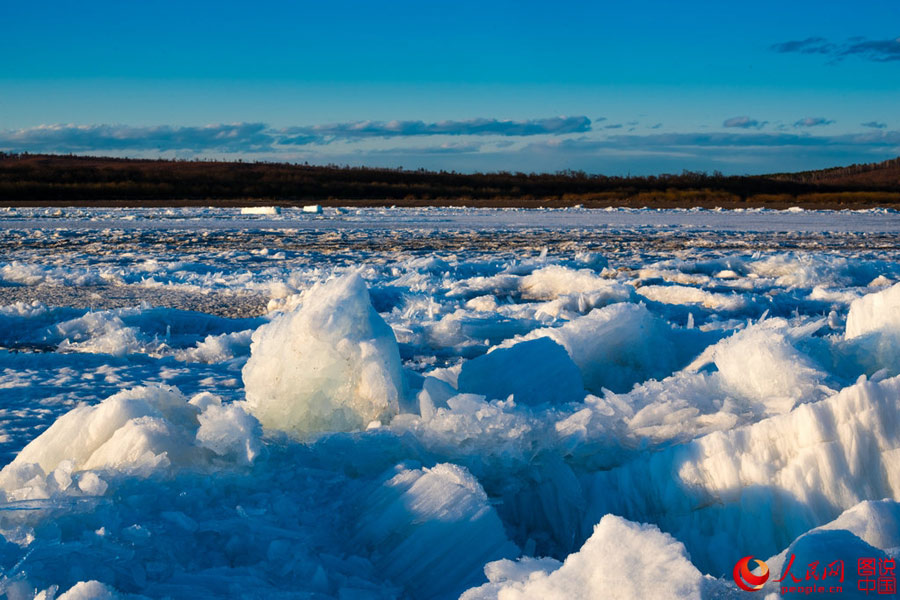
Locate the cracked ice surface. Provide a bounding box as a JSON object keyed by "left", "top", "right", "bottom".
{"left": 1, "top": 206, "right": 899, "bottom": 599}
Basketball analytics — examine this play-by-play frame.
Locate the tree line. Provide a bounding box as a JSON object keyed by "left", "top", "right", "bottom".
{"left": 1, "top": 152, "right": 898, "bottom": 208}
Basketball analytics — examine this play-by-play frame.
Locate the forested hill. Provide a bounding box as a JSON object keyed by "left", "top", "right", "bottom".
{"left": 770, "top": 157, "right": 900, "bottom": 187}
{"left": 1, "top": 152, "right": 899, "bottom": 209}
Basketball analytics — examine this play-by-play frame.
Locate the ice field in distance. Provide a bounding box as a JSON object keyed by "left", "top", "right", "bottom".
{"left": 0, "top": 206, "right": 900, "bottom": 598}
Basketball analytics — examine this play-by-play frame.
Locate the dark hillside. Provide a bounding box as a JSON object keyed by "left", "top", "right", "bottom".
{"left": 770, "top": 157, "right": 900, "bottom": 188}
{"left": 1, "top": 152, "right": 899, "bottom": 209}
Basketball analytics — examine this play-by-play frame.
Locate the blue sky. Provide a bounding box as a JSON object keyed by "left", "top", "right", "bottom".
{"left": 1, "top": 0, "right": 898, "bottom": 174}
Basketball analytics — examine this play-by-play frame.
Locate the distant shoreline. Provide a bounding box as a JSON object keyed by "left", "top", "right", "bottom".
{"left": 2, "top": 153, "right": 899, "bottom": 210}
{"left": 3, "top": 196, "right": 900, "bottom": 210}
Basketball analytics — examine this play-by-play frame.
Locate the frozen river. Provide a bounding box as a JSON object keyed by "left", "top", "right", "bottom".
{"left": 3, "top": 204, "right": 900, "bottom": 232}
{"left": 0, "top": 206, "right": 898, "bottom": 599}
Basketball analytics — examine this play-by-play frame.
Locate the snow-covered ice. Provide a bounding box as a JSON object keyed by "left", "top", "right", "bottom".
{"left": 243, "top": 274, "right": 405, "bottom": 437}
{"left": 240, "top": 206, "right": 281, "bottom": 216}
{"left": 461, "top": 515, "right": 705, "bottom": 600}
{"left": 0, "top": 206, "right": 899, "bottom": 598}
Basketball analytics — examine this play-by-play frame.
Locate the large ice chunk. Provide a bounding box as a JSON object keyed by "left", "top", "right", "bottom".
{"left": 765, "top": 530, "right": 887, "bottom": 598}
{"left": 458, "top": 337, "right": 586, "bottom": 406}
{"left": 195, "top": 399, "right": 262, "bottom": 465}
{"left": 816, "top": 499, "right": 900, "bottom": 550}
{"left": 55, "top": 580, "right": 120, "bottom": 600}
{"left": 762, "top": 499, "right": 900, "bottom": 593}
{"left": 0, "top": 386, "right": 261, "bottom": 501}
{"left": 519, "top": 265, "right": 627, "bottom": 301}
{"left": 461, "top": 514, "right": 702, "bottom": 600}
{"left": 353, "top": 462, "right": 518, "bottom": 599}
{"left": 560, "top": 319, "right": 832, "bottom": 466}
{"left": 636, "top": 284, "right": 748, "bottom": 311}
{"left": 240, "top": 206, "right": 280, "bottom": 215}
{"left": 515, "top": 302, "right": 687, "bottom": 393}
{"left": 1, "top": 386, "right": 200, "bottom": 479}
{"left": 845, "top": 282, "right": 900, "bottom": 339}
{"left": 55, "top": 311, "right": 147, "bottom": 357}
{"left": 838, "top": 282, "right": 900, "bottom": 378}
{"left": 243, "top": 274, "right": 405, "bottom": 437}
{"left": 710, "top": 318, "right": 828, "bottom": 414}
{"left": 583, "top": 374, "right": 900, "bottom": 574}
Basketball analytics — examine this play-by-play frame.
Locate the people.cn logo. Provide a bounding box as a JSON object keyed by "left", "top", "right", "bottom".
{"left": 734, "top": 556, "right": 770, "bottom": 592}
